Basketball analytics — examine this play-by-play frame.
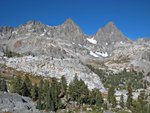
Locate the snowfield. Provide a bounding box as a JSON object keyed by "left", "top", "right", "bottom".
{"left": 90, "top": 51, "right": 99, "bottom": 57}
{"left": 96, "top": 51, "right": 108, "bottom": 57}
{"left": 87, "top": 37, "right": 97, "bottom": 44}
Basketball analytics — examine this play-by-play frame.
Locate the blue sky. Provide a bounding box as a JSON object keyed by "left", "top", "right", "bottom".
{"left": 0, "top": 0, "right": 150, "bottom": 40}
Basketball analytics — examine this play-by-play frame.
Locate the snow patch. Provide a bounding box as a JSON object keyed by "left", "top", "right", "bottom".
{"left": 106, "top": 42, "right": 108, "bottom": 45}
{"left": 78, "top": 44, "right": 82, "bottom": 47}
{"left": 120, "top": 41, "right": 124, "bottom": 44}
{"left": 111, "top": 32, "right": 114, "bottom": 34}
{"left": 87, "top": 37, "right": 97, "bottom": 44}
{"left": 90, "top": 51, "right": 99, "bottom": 57}
{"left": 96, "top": 51, "right": 108, "bottom": 57}
{"left": 40, "top": 29, "right": 47, "bottom": 36}
{"left": 47, "top": 32, "right": 50, "bottom": 35}
{"left": 12, "top": 31, "right": 17, "bottom": 34}
{"left": 72, "top": 42, "right": 75, "bottom": 45}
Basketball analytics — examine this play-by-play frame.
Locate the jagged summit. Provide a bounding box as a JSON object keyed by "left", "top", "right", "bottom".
{"left": 94, "top": 21, "right": 128, "bottom": 44}
{"left": 136, "top": 37, "right": 150, "bottom": 42}
{"left": 25, "top": 20, "right": 44, "bottom": 26}
{"left": 105, "top": 21, "right": 116, "bottom": 27}
{"left": 26, "top": 20, "right": 34, "bottom": 25}
{"left": 104, "top": 21, "right": 118, "bottom": 32}
{"left": 64, "top": 17, "right": 75, "bottom": 24}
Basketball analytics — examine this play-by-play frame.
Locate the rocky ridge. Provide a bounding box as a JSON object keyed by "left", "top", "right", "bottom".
{"left": 0, "top": 18, "right": 150, "bottom": 92}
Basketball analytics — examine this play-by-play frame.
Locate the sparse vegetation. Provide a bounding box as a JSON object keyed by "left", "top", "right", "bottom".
{"left": 4, "top": 47, "right": 20, "bottom": 57}
{"left": 87, "top": 64, "right": 150, "bottom": 89}
{"left": 1, "top": 64, "right": 150, "bottom": 112}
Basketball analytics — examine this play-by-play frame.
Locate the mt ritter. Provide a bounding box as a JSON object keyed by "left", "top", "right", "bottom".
{"left": 0, "top": 18, "right": 150, "bottom": 93}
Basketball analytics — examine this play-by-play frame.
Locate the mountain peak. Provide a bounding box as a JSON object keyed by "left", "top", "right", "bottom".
{"left": 64, "top": 17, "right": 75, "bottom": 24}
{"left": 137, "top": 37, "right": 150, "bottom": 42}
{"left": 26, "top": 20, "right": 37, "bottom": 25}
{"left": 94, "top": 21, "right": 128, "bottom": 43}
{"left": 105, "top": 21, "right": 117, "bottom": 30}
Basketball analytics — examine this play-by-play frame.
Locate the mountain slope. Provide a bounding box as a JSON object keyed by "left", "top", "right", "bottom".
{"left": 0, "top": 18, "right": 150, "bottom": 92}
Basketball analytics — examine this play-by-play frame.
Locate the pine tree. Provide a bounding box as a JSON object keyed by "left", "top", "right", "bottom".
{"left": 127, "top": 83, "right": 133, "bottom": 109}
{"left": 50, "top": 77, "right": 61, "bottom": 111}
{"left": 24, "top": 75, "right": 32, "bottom": 94}
{"left": 68, "top": 75, "right": 80, "bottom": 101}
{"left": 107, "top": 86, "right": 116, "bottom": 108}
{"left": 0, "top": 79, "right": 7, "bottom": 92}
{"left": 89, "top": 89, "right": 97, "bottom": 105}
{"left": 31, "top": 83, "right": 38, "bottom": 101}
{"left": 112, "top": 96, "right": 117, "bottom": 108}
{"left": 43, "top": 80, "right": 49, "bottom": 100}
{"left": 36, "top": 88, "right": 42, "bottom": 110}
{"left": 138, "top": 90, "right": 148, "bottom": 113}
{"left": 12, "top": 75, "right": 22, "bottom": 95}
{"left": 21, "top": 81, "right": 30, "bottom": 96}
{"left": 68, "top": 75, "right": 91, "bottom": 105}
{"left": 36, "top": 79, "right": 44, "bottom": 110}
{"left": 78, "top": 79, "right": 89, "bottom": 105}
{"left": 120, "top": 94, "right": 124, "bottom": 108}
{"left": 61, "top": 75, "right": 67, "bottom": 94}
{"left": 39, "top": 79, "right": 44, "bottom": 100}
{"left": 0, "top": 79, "right": 1, "bottom": 90}
{"left": 46, "top": 85, "right": 51, "bottom": 110}
{"left": 96, "top": 90, "right": 103, "bottom": 107}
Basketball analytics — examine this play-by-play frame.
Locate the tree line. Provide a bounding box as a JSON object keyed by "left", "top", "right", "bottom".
{"left": 5, "top": 75, "right": 105, "bottom": 112}
{"left": 1, "top": 74, "right": 150, "bottom": 112}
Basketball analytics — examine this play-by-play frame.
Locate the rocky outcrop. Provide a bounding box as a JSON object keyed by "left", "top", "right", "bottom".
{"left": 3, "top": 55, "right": 106, "bottom": 93}
{"left": 0, "top": 26, "right": 15, "bottom": 40}
{"left": 94, "top": 22, "right": 129, "bottom": 45}
{"left": 0, "top": 91, "right": 42, "bottom": 113}
{"left": 0, "top": 18, "right": 85, "bottom": 44}
{"left": 51, "top": 17, "right": 84, "bottom": 44}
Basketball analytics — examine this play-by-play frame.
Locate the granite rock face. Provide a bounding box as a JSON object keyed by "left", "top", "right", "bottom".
{"left": 3, "top": 55, "right": 106, "bottom": 93}
{"left": 94, "top": 22, "right": 129, "bottom": 44}
{"left": 0, "top": 91, "right": 42, "bottom": 113}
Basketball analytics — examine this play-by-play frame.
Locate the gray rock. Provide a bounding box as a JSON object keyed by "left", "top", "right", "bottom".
{"left": 0, "top": 91, "right": 42, "bottom": 113}
{"left": 94, "top": 22, "right": 129, "bottom": 44}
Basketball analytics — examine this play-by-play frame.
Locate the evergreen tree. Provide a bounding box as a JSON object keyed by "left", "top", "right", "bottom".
{"left": 69, "top": 75, "right": 90, "bottom": 105}
{"left": 68, "top": 75, "right": 81, "bottom": 102}
{"left": 120, "top": 94, "right": 124, "bottom": 108}
{"left": 96, "top": 90, "right": 103, "bottom": 107}
{"left": 103, "top": 103, "right": 108, "bottom": 110}
{"left": 43, "top": 80, "right": 50, "bottom": 100}
{"left": 21, "top": 81, "right": 30, "bottom": 96}
{"left": 132, "top": 100, "right": 142, "bottom": 113}
{"left": 39, "top": 79, "right": 44, "bottom": 99}
{"left": 31, "top": 83, "right": 38, "bottom": 101}
{"left": 89, "top": 89, "right": 97, "bottom": 105}
{"left": 46, "top": 85, "right": 51, "bottom": 110}
{"left": 50, "top": 77, "right": 61, "bottom": 111}
{"left": 0, "top": 79, "right": 7, "bottom": 92}
{"left": 61, "top": 75, "right": 67, "bottom": 94}
{"left": 12, "top": 75, "right": 22, "bottom": 95}
{"left": 112, "top": 95, "right": 117, "bottom": 108}
{"left": 138, "top": 90, "right": 148, "bottom": 113}
{"left": 107, "top": 86, "right": 116, "bottom": 108}
{"left": 127, "top": 83, "right": 133, "bottom": 109}
{"left": 36, "top": 79, "right": 44, "bottom": 110}
{"left": 36, "top": 88, "right": 42, "bottom": 110}
{"left": 24, "top": 75, "right": 32, "bottom": 93}
{"left": 0, "top": 79, "right": 1, "bottom": 90}
{"left": 78, "top": 79, "right": 89, "bottom": 105}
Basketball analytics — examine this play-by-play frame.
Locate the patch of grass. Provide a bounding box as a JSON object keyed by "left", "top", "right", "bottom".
{"left": 93, "top": 61, "right": 108, "bottom": 68}
{"left": 111, "top": 57, "right": 130, "bottom": 64}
